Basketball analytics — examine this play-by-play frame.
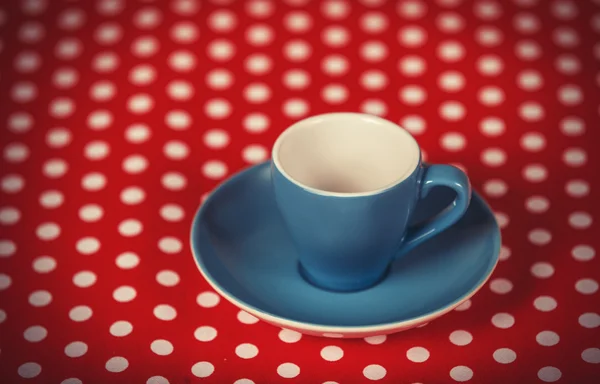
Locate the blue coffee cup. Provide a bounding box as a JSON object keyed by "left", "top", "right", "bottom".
{"left": 271, "top": 113, "right": 471, "bottom": 292}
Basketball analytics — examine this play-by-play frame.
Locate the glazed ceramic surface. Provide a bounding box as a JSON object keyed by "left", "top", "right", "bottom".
{"left": 191, "top": 162, "right": 500, "bottom": 338}
{"left": 271, "top": 113, "right": 471, "bottom": 291}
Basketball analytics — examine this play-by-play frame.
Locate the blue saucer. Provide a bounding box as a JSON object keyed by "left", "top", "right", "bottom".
{"left": 191, "top": 162, "right": 500, "bottom": 337}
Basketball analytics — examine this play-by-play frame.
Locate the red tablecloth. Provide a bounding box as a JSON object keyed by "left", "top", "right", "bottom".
{"left": 1, "top": 0, "right": 599, "bottom": 383}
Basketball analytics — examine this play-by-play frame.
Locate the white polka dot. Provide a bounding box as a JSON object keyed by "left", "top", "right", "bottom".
{"left": 244, "top": 54, "right": 272, "bottom": 75}
{"left": 69, "top": 306, "right": 92, "bottom": 322}
{"left": 538, "top": 367, "right": 561, "bottom": 382}
{"left": 241, "top": 145, "right": 268, "bottom": 164}
{"left": 520, "top": 131, "right": 546, "bottom": 152}
{"left": 449, "top": 330, "right": 472, "bottom": 346}
{"left": 4, "top": 143, "right": 29, "bottom": 163}
{"left": 147, "top": 377, "right": 168, "bottom": 384}
{"left": 321, "top": 84, "right": 349, "bottom": 104}
{"left": 159, "top": 204, "right": 184, "bottom": 222}
{"left": 246, "top": 24, "right": 274, "bottom": 46}
{"left": 279, "top": 328, "right": 302, "bottom": 343}
{"left": 55, "top": 38, "right": 82, "bottom": 60}
{"left": 201, "top": 160, "right": 228, "bottom": 180}
{"left": 89, "top": 81, "right": 116, "bottom": 102}
{"left": 171, "top": 21, "right": 199, "bottom": 43}
{"left": 19, "top": 21, "right": 45, "bottom": 43}
{"left": 29, "top": 290, "right": 52, "bottom": 306}
{"left": 204, "top": 98, "right": 232, "bottom": 119}
{"left": 191, "top": 362, "right": 214, "bottom": 378}
{"left": 207, "top": 39, "right": 235, "bottom": 61}
{"left": 399, "top": 85, "right": 426, "bottom": 105}
{"left": 555, "top": 54, "right": 580, "bottom": 75}
{"left": 115, "top": 252, "right": 140, "bottom": 269}
{"left": 517, "top": 70, "right": 543, "bottom": 91}
{"left": 322, "top": 54, "right": 349, "bottom": 77}
{"left": 284, "top": 39, "right": 311, "bottom": 61}
{"left": 284, "top": 11, "right": 313, "bottom": 33}
{"left": 558, "top": 84, "right": 583, "bottom": 106}
{"left": 159, "top": 237, "right": 182, "bottom": 254}
{"left": 481, "top": 148, "right": 506, "bottom": 167}
{"left": 582, "top": 348, "right": 600, "bottom": 364}
{"left": 449, "top": 365, "right": 473, "bottom": 382}
{"left": 129, "top": 64, "right": 156, "bottom": 85}
{"left": 491, "top": 313, "right": 515, "bottom": 329}
{"left": 131, "top": 36, "right": 159, "bottom": 57}
{"left": 579, "top": 313, "right": 600, "bottom": 328}
{"left": 235, "top": 343, "right": 259, "bottom": 359}
{"left": 483, "top": 179, "right": 507, "bottom": 198}
{"left": 277, "top": 363, "right": 300, "bottom": 378}
{"left": 166, "top": 80, "right": 194, "bottom": 101}
{"left": 439, "top": 101, "right": 465, "bottom": 121}
{"left": 24, "top": 325, "right": 47, "bottom": 342}
{"left": 0, "top": 309, "right": 5, "bottom": 322}
{"left": 154, "top": 270, "right": 180, "bottom": 288}
{"left": 522, "top": 164, "right": 548, "bottom": 183}
{"left": 244, "top": 83, "right": 271, "bottom": 103}
{"left": 322, "top": 26, "right": 350, "bottom": 48}
{"left": 52, "top": 67, "right": 79, "bottom": 89}
{"left": 438, "top": 71, "right": 465, "bottom": 92}
{"left": 569, "top": 211, "right": 592, "bottom": 229}
{"left": 319, "top": 345, "right": 343, "bottom": 361}
{"left": 0, "top": 274, "right": 11, "bottom": 290}
{"left": 1, "top": 175, "right": 24, "bottom": 194}
{"left": 43, "top": 159, "right": 68, "bottom": 179}
{"left": 125, "top": 124, "right": 151, "bottom": 143}
{"left": 122, "top": 155, "right": 148, "bottom": 174}
{"left": 363, "top": 335, "right": 386, "bottom": 345}
{"left": 436, "top": 12, "right": 464, "bottom": 33}
{"left": 360, "top": 41, "right": 388, "bottom": 62}
{"left": 106, "top": 357, "right": 128, "bottom": 373}
{"left": 92, "top": 51, "right": 120, "bottom": 72}
{"left": 437, "top": 41, "right": 464, "bottom": 62}
{"left": 283, "top": 98, "right": 310, "bottom": 118}
{"left": 118, "top": 187, "right": 145, "bottom": 206}
{"left": 32, "top": 256, "right": 56, "bottom": 273}
{"left": 399, "top": 55, "right": 426, "bottom": 77}
{"left": 515, "top": 40, "right": 542, "bottom": 61}
{"left": 14, "top": 51, "right": 42, "bottom": 73}
{"left": 479, "top": 117, "right": 505, "bottom": 137}
{"left": 8, "top": 112, "right": 34, "bottom": 133}
{"left": 194, "top": 326, "right": 217, "bottom": 342}
{"left": 524, "top": 196, "right": 549, "bottom": 213}
{"left": 169, "top": 50, "right": 196, "bottom": 72}
{"left": 440, "top": 132, "right": 466, "bottom": 152}
{"left": 110, "top": 320, "right": 133, "bottom": 337}
{"left": 283, "top": 69, "right": 310, "bottom": 90}
{"left": 478, "top": 86, "right": 504, "bottom": 106}
{"left": 398, "top": 26, "right": 427, "bottom": 47}
{"left": 553, "top": 27, "right": 579, "bottom": 48}
{"left": 0, "top": 240, "right": 16, "bottom": 258}
{"left": 76, "top": 237, "right": 100, "bottom": 255}
{"left": 536, "top": 330, "right": 560, "bottom": 346}
{"left": 46, "top": 128, "right": 72, "bottom": 148}
{"left": 84, "top": 141, "right": 110, "bottom": 161}
{"left": 493, "top": 348, "right": 516, "bottom": 364}
{"left": 197, "top": 292, "right": 220, "bottom": 308}
{"left": 531, "top": 261, "right": 554, "bottom": 279}
{"left": 400, "top": 115, "right": 426, "bottom": 135}
{"left": 0, "top": 207, "right": 21, "bottom": 225}
{"left": 113, "top": 286, "right": 136, "bottom": 302}
{"left": 151, "top": 339, "right": 173, "bottom": 356}
{"left": 406, "top": 347, "right": 429, "bottom": 363}
{"left": 361, "top": 99, "right": 387, "bottom": 116}
{"left": 563, "top": 147, "right": 587, "bottom": 167}
{"left": 236, "top": 311, "right": 259, "bottom": 325}
{"left": 476, "top": 55, "right": 503, "bottom": 76}
{"left": 81, "top": 172, "right": 106, "bottom": 191}
{"left": 118, "top": 219, "right": 142, "bottom": 237}
{"left": 134, "top": 7, "right": 162, "bottom": 29}
{"left": 363, "top": 364, "right": 386, "bottom": 380}
{"left": 127, "top": 94, "right": 154, "bottom": 114}
{"left": 534, "top": 296, "right": 557, "bottom": 312}
{"left": 73, "top": 271, "right": 97, "bottom": 288}
{"left": 65, "top": 341, "right": 88, "bottom": 358}
{"left": 18, "top": 362, "right": 41, "bottom": 378}
{"left": 321, "top": 0, "right": 351, "bottom": 19}
{"left": 575, "top": 278, "right": 598, "bottom": 294}
{"left": 572, "top": 245, "right": 595, "bottom": 262}
{"left": 560, "top": 116, "right": 585, "bottom": 136}
{"left": 490, "top": 278, "right": 512, "bottom": 294}
{"left": 36, "top": 223, "right": 61, "bottom": 240}
{"left": 360, "top": 11, "right": 387, "bottom": 33}
{"left": 161, "top": 173, "right": 186, "bottom": 191}
{"left": 58, "top": 8, "right": 85, "bottom": 31}
{"left": 94, "top": 22, "right": 123, "bottom": 45}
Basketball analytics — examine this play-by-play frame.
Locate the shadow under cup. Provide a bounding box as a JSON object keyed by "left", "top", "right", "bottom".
{"left": 271, "top": 113, "right": 425, "bottom": 292}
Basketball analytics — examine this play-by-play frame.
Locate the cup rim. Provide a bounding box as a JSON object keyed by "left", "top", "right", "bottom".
{"left": 271, "top": 112, "right": 422, "bottom": 198}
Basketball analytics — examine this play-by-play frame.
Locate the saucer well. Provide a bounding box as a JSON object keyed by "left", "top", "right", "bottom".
{"left": 190, "top": 162, "right": 501, "bottom": 338}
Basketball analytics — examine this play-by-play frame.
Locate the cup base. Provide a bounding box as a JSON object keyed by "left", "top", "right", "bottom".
{"left": 297, "top": 262, "right": 390, "bottom": 293}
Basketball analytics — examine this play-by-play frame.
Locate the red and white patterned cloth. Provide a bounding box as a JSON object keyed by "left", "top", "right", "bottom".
{"left": 1, "top": 0, "right": 599, "bottom": 382}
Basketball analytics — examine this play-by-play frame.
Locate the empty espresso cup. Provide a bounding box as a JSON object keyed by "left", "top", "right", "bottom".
{"left": 271, "top": 113, "right": 471, "bottom": 292}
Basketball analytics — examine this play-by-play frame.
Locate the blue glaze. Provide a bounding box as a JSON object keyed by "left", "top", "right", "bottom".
{"left": 191, "top": 162, "right": 500, "bottom": 329}
{"left": 272, "top": 156, "right": 471, "bottom": 292}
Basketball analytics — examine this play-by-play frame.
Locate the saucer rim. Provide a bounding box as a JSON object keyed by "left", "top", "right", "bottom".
{"left": 190, "top": 161, "right": 501, "bottom": 334}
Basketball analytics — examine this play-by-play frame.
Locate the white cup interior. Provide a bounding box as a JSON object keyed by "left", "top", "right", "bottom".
{"left": 272, "top": 113, "right": 420, "bottom": 196}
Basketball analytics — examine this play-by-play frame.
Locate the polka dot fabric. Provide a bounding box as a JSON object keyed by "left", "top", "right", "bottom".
{"left": 0, "top": 0, "right": 599, "bottom": 382}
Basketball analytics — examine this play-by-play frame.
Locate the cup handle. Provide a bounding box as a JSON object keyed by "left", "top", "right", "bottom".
{"left": 396, "top": 164, "right": 472, "bottom": 258}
